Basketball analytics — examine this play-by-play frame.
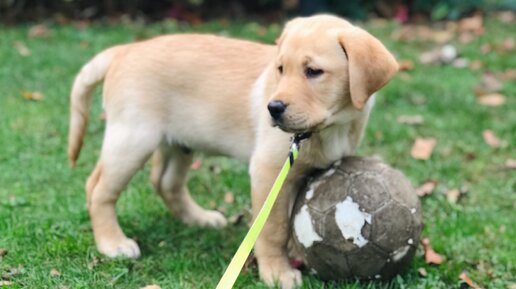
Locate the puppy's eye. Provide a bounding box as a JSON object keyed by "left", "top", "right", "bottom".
{"left": 305, "top": 67, "right": 323, "bottom": 78}
{"left": 278, "top": 65, "right": 283, "bottom": 74}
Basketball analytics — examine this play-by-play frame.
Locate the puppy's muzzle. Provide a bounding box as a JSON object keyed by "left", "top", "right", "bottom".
{"left": 267, "top": 100, "right": 287, "bottom": 121}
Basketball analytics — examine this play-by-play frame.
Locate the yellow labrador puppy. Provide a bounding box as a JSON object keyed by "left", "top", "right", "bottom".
{"left": 68, "top": 14, "right": 397, "bottom": 288}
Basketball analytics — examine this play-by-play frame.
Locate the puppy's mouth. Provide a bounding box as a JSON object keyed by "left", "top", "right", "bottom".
{"left": 271, "top": 118, "right": 324, "bottom": 134}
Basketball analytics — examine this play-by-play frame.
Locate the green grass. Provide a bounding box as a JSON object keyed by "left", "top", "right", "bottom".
{"left": 0, "top": 16, "right": 514, "bottom": 289}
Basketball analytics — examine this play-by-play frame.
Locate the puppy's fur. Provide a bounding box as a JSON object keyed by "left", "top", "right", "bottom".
{"left": 68, "top": 15, "right": 397, "bottom": 289}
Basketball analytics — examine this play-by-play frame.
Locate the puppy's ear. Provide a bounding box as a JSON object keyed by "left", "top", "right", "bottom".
{"left": 339, "top": 27, "right": 398, "bottom": 110}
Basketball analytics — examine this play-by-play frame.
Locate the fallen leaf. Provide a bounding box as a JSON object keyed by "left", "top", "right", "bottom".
{"left": 421, "top": 238, "right": 444, "bottom": 265}
{"left": 505, "top": 159, "right": 516, "bottom": 170}
{"left": 2, "top": 266, "right": 22, "bottom": 279}
{"left": 411, "top": 138, "right": 437, "bottom": 160}
{"left": 507, "top": 283, "right": 516, "bottom": 289}
{"left": 50, "top": 268, "right": 61, "bottom": 277}
{"left": 13, "top": 41, "right": 31, "bottom": 56}
{"left": 458, "top": 32, "right": 476, "bottom": 44}
{"left": 417, "top": 267, "right": 428, "bottom": 277}
{"left": 496, "top": 69, "right": 516, "bottom": 81}
{"left": 496, "top": 11, "right": 515, "bottom": 23}
{"left": 469, "top": 60, "right": 483, "bottom": 70}
{"left": 190, "top": 159, "right": 202, "bottom": 170}
{"left": 0, "top": 281, "right": 13, "bottom": 286}
{"left": 452, "top": 58, "right": 469, "bottom": 68}
{"left": 480, "top": 43, "right": 492, "bottom": 54}
{"left": 459, "top": 271, "right": 484, "bottom": 289}
{"left": 21, "top": 91, "right": 44, "bottom": 101}
{"left": 416, "top": 181, "right": 437, "bottom": 197}
{"left": 397, "top": 115, "right": 424, "bottom": 125}
{"left": 224, "top": 191, "right": 234, "bottom": 204}
{"left": 0, "top": 248, "right": 7, "bottom": 257}
{"left": 139, "top": 285, "right": 161, "bottom": 289}
{"left": 474, "top": 73, "right": 502, "bottom": 96}
{"left": 458, "top": 13, "right": 484, "bottom": 35}
{"left": 482, "top": 130, "right": 501, "bottom": 148}
{"left": 478, "top": 93, "right": 506, "bottom": 106}
{"left": 87, "top": 256, "right": 99, "bottom": 270}
{"left": 501, "top": 37, "right": 515, "bottom": 52}
{"left": 28, "top": 24, "right": 49, "bottom": 38}
{"left": 398, "top": 59, "right": 414, "bottom": 71}
{"left": 445, "top": 189, "right": 461, "bottom": 204}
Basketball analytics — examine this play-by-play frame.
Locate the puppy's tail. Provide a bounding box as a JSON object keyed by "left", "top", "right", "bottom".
{"left": 67, "top": 45, "right": 125, "bottom": 167}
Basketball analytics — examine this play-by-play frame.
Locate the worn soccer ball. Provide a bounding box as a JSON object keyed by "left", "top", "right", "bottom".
{"left": 291, "top": 156, "right": 422, "bottom": 281}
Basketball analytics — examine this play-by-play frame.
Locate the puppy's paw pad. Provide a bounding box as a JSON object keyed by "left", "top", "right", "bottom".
{"left": 99, "top": 238, "right": 141, "bottom": 258}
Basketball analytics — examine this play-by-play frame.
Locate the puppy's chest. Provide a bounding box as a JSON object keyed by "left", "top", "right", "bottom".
{"left": 300, "top": 126, "right": 356, "bottom": 168}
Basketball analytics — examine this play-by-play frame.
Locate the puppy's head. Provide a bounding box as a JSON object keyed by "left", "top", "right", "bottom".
{"left": 268, "top": 15, "right": 398, "bottom": 133}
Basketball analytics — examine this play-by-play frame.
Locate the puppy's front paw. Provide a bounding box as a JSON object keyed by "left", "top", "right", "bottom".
{"left": 181, "top": 208, "right": 228, "bottom": 228}
{"left": 259, "top": 259, "right": 302, "bottom": 289}
{"left": 97, "top": 237, "right": 141, "bottom": 258}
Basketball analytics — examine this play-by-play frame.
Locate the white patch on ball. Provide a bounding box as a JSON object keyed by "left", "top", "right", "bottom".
{"left": 294, "top": 205, "right": 323, "bottom": 248}
{"left": 322, "top": 168, "right": 336, "bottom": 178}
{"left": 391, "top": 245, "right": 411, "bottom": 262}
{"left": 375, "top": 274, "right": 381, "bottom": 279}
{"left": 411, "top": 208, "right": 417, "bottom": 214}
{"left": 305, "top": 179, "right": 324, "bottom": 200}
{"left": 408, "top": 238, "right": 413, "bottom": 245}
{"left": 334, "top": 196, "right": 372, "bottom": 248}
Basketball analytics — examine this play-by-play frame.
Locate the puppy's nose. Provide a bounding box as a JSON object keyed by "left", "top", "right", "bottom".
{"left": 267, "top": 100, "right": 286, "bottom": 120}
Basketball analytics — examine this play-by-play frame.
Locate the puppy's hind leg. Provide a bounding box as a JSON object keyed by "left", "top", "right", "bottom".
{"left": 89, "top": 124, "right": 161, "bottom": 258}
{"left": 150, "top": 145, "right": 227, "bottom": 228}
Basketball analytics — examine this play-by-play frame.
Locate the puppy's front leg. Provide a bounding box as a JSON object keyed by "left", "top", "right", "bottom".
{"left": 250, "top": 157, "right": 302, "bottom": 289}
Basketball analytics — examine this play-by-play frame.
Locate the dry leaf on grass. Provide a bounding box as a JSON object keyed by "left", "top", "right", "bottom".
{"left": 397, "top": 115, "right": 424, "bottom": 125}
{"left": 469, "top": 60, "right": 483, "bottom": 70}
{"left": 478, "top": 93, "right": 506, "bottom": 106}
{"left": 21, "top": 91, "right": 44, "bottom": 101}
{"left": 496, "top": 69, "right": 516, "bottom": 81}
{"left": 458, "top": 13, "right": 484, "bottom": 35}
{"left": 505, "top": 159, "right": 516, "bottom": 170}
{"left": 2, "top": 266, "right": 23, "bottom": 279}
{"left": 0, "top": 248, "right": 7, "bottom": 257}
{"left": 482, "top": 130, "right": 501, "bottom": 148}
{"left": 416, "top": 181, "right": 437, "bottom": 197}
{"left": 502, "top": 37, "right": 515, "bottom": 52}
{"left": 459, "top": 271, "right": 484, "bottom": 289}
{"left": 13, "top": 41, "right": 31, "bottom": 56}
{"left": 507, "top": 283, "right": 516, "bottom": 289}
{"left": 190, "top": 159, "right": 202, "bottom": 170}
{"left": 421, "top": 238, "right": 444, "bottom": 265}
{"left": 411, "top": 138, "right": 437, "bottom": 160}
{"left": 496, "top": 11, "right": 515, "bottom": 23}
{"left": 0, "top": 281, "right": 13, "bottom": 286}
{"left": 50, "top": 268, "right": 61, "bottom": 277}
{"left": 28, "top": 24, "right": 49, "bottom": 38}
{"left": 417, "top": 267, "right": 428, "bottom": 277}
{"left": 139, "top": 285, "right": 161, "bottom": 289}
{"left": 445, "top": 189, "right": 461, "bottom": 204}
{"left": 398, "top": 59, "right": 414, "bottom": 71}
{"left": 474, "top": 73, "right": 502, "bottom": 96}
{"left": 224, "top": 191, "right": 234, "bottom": 204}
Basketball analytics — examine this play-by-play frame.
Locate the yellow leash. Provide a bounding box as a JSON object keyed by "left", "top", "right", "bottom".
{"left": 215, "top": 133, "right": 311, "bottom": 289}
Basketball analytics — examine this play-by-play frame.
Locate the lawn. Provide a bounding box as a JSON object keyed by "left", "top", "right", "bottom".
{"left": 0, "top": 14, "right": 515, "bottom": 289}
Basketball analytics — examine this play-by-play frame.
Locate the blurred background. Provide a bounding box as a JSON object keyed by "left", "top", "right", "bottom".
{"left": 1, "top": 0, "right": 515, "bottom": 23}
